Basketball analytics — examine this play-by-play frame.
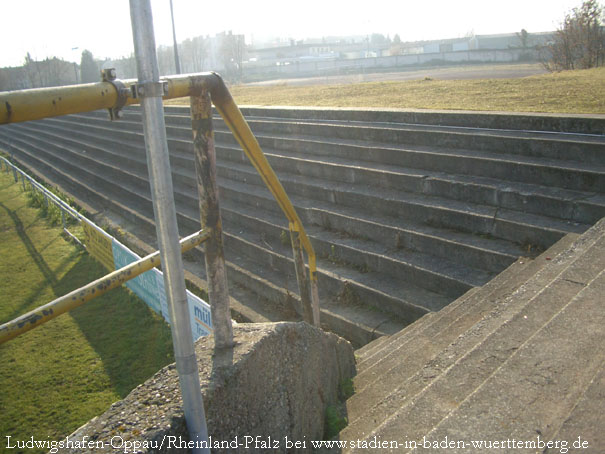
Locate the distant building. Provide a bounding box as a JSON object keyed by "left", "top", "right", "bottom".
{"left": 471, "top": 32, "right": 554, "bottom": 50}
{"left": 246, "top": 30, "right": 555, "bottom": 69}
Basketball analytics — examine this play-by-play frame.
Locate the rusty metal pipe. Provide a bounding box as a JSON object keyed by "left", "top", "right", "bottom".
{"left": 1, "top": 71, "right": 320, "bottom": 326}
{"left": 0, "top": 229, "right": 210, "bottom": 345}
{"left": 190, "top": 86, "right": 233, "bottom": 349}
{"left": 290, "top": 227, "right": 313, "bottom": 324}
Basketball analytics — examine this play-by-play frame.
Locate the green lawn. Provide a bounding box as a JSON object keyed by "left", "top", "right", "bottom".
{"left": 168, "top": 66, "right": 605, "bottom": 114}
{"left": 0, "top": 170, "right": 173, "bottom": 453}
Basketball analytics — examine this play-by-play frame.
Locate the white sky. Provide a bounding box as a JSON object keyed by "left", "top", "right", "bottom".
{"left": 1, "top": 0, "right": 582, "bottom": 67}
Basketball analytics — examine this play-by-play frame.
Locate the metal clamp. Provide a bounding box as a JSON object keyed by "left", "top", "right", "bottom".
{"left": 130, "top": 80, "right": 169, "bottom": 99}
{"left": 101, "top": 68, "right": 129, "bottom": 121}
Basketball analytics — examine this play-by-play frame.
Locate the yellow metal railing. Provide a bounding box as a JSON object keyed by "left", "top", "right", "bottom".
{"left": 0, "top": 71, "right": 320, "bottom": 344}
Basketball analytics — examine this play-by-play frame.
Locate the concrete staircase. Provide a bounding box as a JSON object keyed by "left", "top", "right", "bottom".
{"left": 0, "top": 106, "right": 603, "bottom": 346}
{"left": 339, "top": 217, "right": 605, "bottom": 452}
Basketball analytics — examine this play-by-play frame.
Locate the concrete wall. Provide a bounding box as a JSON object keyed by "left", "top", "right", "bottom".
{"left": 61, "top": 322, "right": 355, "bottom": 453}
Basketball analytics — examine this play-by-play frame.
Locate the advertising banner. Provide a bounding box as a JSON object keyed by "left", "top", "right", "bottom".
{"left": 153, "top": 269, "right": 212, "bottom": 340}
{"left": 82, "top": 220, "right": 115, "bottom": 271}
{"left": 111, "top": 238, "right": 212, "bottom": 339}
{"left": 111, "top": 239, "right": 163, "bottom": 316}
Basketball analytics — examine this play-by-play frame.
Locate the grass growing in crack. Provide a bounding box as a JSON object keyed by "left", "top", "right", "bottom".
{"left": 339, "top": 377, "right": 355, "bottom": 400}
{"left": 280, "top": 229, "right": 290, "bottom": 247}
{"left": 325, "top": 244, "right": 371, "bottom": 274}
{"left": 324, "top": 405, "right": 348, "bottom": 440}
{"left": 324, "top": 378, "right": 355, "bottom": 439}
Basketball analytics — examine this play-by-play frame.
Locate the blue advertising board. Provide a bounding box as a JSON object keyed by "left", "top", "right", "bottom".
{"left": 111, "top": 238, "right": 212, "bottom": 340}
{"left": 111, "top": 239, "right": 163, "bottom": 316}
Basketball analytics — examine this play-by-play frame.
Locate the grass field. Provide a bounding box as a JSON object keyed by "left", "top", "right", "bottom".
{"left": 169, "top": 67, "right": 605, "bottom": 114}
{"left": 0, "top": 170, "right": 173, "bottom": 453}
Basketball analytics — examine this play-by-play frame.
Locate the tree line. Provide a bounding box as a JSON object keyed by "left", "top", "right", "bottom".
{"left": 0, "top": 31, "right": 246, "bottom": 91}
{"left": 542, "top": 0, "right": 605, "bottom": 70}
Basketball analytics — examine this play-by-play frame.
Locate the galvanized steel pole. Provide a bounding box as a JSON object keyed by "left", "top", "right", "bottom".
{"left": 129, "top": 1, "right": 209, "bottom": 452}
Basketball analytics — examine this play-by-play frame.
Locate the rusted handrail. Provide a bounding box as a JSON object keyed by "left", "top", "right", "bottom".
{"left": 185, "top": 74, "right": 320, "bottom": 326}
{"left": 1, "top": 72, "right": 321, "bottom": 326}
{"left": 2, "top": 72, "right": 320, "bottom": 328}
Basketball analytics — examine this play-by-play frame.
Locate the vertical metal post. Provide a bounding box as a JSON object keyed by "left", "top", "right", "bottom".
{"left": 290, "top": 225, "right": 314, "bottom": 324}
{"left": 169, "top": 0, "right": 181, "bottom": 74}
{"left": 129, "top": 1, "right": 208, "bottom": 452}
{"left": 310, "top": 271, "right": 320, "bottom": 326}
{"left": 190, "top": 86, "right": 234, "bottom": 349}
{"left": 21, "top": 173, "right": 26, "bottom": 192}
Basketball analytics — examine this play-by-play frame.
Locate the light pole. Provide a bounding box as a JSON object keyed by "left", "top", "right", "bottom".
{"left": 170, "top": 0, "right": 181, "bottom": 74}
{"left": 71, "top": 47, "right": 79, "bottom": 83}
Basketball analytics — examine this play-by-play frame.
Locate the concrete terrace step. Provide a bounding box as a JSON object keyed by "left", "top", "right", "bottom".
{"left": 17, "top": 120, "right": 524, "bottom": 293}
{"left": 420, "top": 269, "right": 605, "bottom": 453}
{"left": 109, "top": 106, "right": 605, "bottom": 165}
{"left": 0, "top": 126, "right": 422, "bottom": 341}
{"left": 341, "top": 219, "right": 605, "bottom": 452}
{"left": 97, "top": 105, "right": 605, "bottom": 135}
{"left": 32, "top": 117, "right": 531, "bottom": 277}
{"left": 55, "top": 111, "right": 605, "bottom": 195}
{"left": 340, "top": 229, "right": 592, "bottom": 442}
{"left": 1, "top": 107, "right": 603, "bottom": 356}
{"left": 352, "top": 232, "right": 578, "bottom": 381}
{"left": 0, "top": 115, "right": 596, "bottom": 255}
{"left": 214, "top": 140, "right": 605, "bottom": 226}
{"left": 4, "top": 124, "right": 477, "bottom": 314}
{"left": 548, "top": 357, "right": 605, "bottom": 450}
{"left": 214, "top": 157, "right": 587, "bottom": 249}
{"left": 206, "top": 114, "right": 605, "bottom": 165}
{"left": 219, "top": 200, "right": 480, "bottom": 303}
{"left": 49, "top": 114, "right": 605, "bottom": 228}
{"left": 6, "top": 122, "right": 492, "bottom": 294}
{"left": 0, "top": 128, "right": 410, "bottom": 343}
{"left": 232, "top": 106, "right": 605, "bottom": 135}
{"left": 37, "top": 117, "right": 605, "bottom": 244}
{"left": 227, "top": 127, "right": 605, "bottom": 194}
{"left": 0, "top": 130, "right": 156, "bottom": 233}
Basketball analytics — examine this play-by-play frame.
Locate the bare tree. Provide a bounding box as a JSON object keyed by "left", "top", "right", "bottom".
{"left": 517, "top": 29, "right": 530, "bottom": 49}
{"left": 22, "top": 53, "right": 75, "bottom": 88}
{"left": 157, "top": 45, "right": 176, "bottom": 76}
{"left": 45, "top": 58, "right": 73, "bottom": 86}
{"left": 181, "top": 36, "right": 208, "bottom": 73}
{"left": 24, "top": 53, "right": 44, "bottom": 88}
{"left": 0, "top": 69, "right": 9, "bottom": 91}
{"left": 543, "top": 0, "right": 605, "bottom": 70}
{"left": 220, "top": 31, "right": 246, "bottom": 82}
{"left": 80, "top": 50, "right": 99, "bottom": 83}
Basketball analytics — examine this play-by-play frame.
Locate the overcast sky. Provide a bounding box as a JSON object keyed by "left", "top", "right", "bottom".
{"left": 1, "top": 0, "right": 582, "bottom": 67}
